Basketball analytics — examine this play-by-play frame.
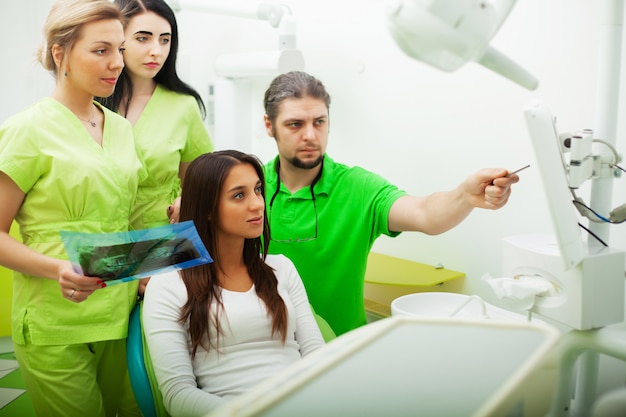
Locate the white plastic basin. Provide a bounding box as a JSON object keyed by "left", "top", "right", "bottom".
{"left": 391, "top": 292, "right": 531, "bottom": 322}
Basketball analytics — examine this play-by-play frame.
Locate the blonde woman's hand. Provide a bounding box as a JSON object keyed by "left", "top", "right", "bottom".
{"left": 58, "top": 261, "right": 107, "bottom": 303}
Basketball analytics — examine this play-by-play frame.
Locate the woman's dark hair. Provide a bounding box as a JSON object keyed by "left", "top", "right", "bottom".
{"left": 97, "top": 0, "right": 205, "bottom": 117}
{"left": 178, "top": 150, "right": 287, "bottom": 357}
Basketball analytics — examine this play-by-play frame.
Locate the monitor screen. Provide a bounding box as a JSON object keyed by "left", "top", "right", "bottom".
{"left": 208, "top": 316, "right": 560, "bottom": 417}
{"left": 523, "top": 100, "right": 585, "bottom": 269}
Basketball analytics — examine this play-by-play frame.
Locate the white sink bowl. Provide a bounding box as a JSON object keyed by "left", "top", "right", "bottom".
{"left": 391, "top": 292, "right": 531, "bottom": 322}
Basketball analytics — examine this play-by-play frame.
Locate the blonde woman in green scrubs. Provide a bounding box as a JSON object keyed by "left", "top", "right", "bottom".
{"left": 0, "top": 1, "right": 145, "bottom": 416}
{"left": 98, "top": 0, "right": 214, "bottom": 231}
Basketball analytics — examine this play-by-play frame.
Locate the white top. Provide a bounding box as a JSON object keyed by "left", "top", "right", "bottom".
{"left": 142, "top": 254, "right": 325, "bottom": 417}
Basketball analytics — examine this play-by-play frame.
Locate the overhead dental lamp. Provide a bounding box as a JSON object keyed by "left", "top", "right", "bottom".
{"left": 387, "top": 0, "right": 538, "bottom": 90}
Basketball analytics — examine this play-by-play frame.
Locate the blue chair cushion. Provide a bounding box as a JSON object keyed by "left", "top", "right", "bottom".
{"left": 127, "top": 303, "right": 158, "bottom": 417}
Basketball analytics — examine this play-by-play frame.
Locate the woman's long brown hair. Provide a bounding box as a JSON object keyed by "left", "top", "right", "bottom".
{"left": 178, "top": 150, "right": 287, "bottom": 358}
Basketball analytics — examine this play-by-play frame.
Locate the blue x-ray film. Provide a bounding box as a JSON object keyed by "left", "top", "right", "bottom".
{"left": 61, "top": 221, "right": 212, "bottom": 286}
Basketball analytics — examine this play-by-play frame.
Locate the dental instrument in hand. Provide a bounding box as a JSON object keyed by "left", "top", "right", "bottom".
{"left": 491, "top": 164, "right": 529, "bottom": 185}
{"left": 507, "top": 164, "right": 530, "bottom": 177}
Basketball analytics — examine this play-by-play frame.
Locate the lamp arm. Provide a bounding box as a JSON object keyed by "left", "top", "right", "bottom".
{"left": 166, "top": 0, "right": 289, "bottom": 28}
{"left": 478, "top": 46, "right": 538, "bottom": 91}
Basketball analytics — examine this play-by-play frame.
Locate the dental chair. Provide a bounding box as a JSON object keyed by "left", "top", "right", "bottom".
{"left": 127, "top": 302, "right": 336, "bottom": 417}
{"left": 309, "top": 304, "right": 336, "bottom": 343}
{"left": 127, "top": 302, "right": 169, "bottom": 417}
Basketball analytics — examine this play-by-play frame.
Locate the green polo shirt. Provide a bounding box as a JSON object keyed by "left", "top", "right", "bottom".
{"left": 264, "top": 155, "right": 406, "bottom": 336}
{"left": 0, "top": 98, "right": 145, "bottom": 346}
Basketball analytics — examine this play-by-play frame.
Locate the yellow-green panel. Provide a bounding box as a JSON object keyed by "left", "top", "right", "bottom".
{"left": 0, "top": 222, "right": 20, "bottom": 337}
{"left": 365, "top": 252, "right": 465, "bottom": 286}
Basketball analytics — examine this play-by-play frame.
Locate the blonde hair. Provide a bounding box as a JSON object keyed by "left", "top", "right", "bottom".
{"left": 38, "top": 0, "right": 123, "bottom": 76}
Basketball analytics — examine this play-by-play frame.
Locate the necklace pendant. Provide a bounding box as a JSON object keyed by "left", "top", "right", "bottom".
{"left": 89, "top": 120, "right": 96, "bottom": 127}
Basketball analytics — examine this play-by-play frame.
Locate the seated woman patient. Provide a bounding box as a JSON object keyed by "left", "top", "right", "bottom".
{"left": 142, "top": 150, "right": 325, "bottom": 416}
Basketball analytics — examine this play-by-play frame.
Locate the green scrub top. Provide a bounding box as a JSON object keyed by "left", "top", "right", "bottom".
{"left": 264, "top": 155, "right": 406, "bottom": 336}
{"left": 129, "top": 84, "right": 214, "bottom": 229}
{"left": 0, "top": 98, "right": 145, "bottom": 346}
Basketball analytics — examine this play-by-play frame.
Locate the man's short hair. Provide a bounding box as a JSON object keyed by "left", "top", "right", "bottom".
{"left": 264, "top": 71, "right": 331, "bottom": 122}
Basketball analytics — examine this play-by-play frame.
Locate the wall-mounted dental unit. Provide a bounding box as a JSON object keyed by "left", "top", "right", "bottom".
{"left": 167, "top": 0, "right": 303, "bottom": 78}
{"left": 167, "top": 0, "right": 305, "bottom": 151}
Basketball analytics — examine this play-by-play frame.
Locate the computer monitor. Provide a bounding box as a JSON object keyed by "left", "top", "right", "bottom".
{"left": 208, "top": 316, "right": 560, "bottom": 417}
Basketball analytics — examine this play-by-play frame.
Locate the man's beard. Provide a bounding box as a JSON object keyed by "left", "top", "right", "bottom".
{"left": 273, "top": 129, "right": 324, "bottom": 170}
{"left": 286, "top": 154, "right": 324, "bottom": 170}
{"left": 272, "top": 132, "right": 324, "bottom": 169}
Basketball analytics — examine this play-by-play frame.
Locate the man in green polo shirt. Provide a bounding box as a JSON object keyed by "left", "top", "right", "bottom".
{"left": 262, "top": 71, "right": 519, "bottom": 336}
